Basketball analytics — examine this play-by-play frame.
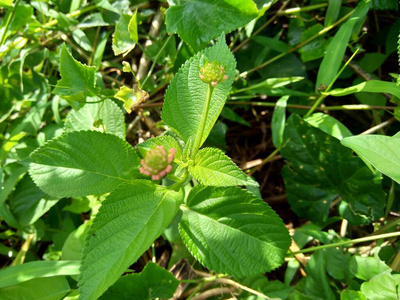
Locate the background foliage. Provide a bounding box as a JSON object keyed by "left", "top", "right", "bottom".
{"left": 1, "top": 0, "right": 400, "bottom": 299}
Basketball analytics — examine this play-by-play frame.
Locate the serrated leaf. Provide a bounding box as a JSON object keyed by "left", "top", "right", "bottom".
{"left": 179, "top": 185, "right": 290, "bottom": 277}
{"left": 166, "top": 0, "right": 258, "bottom": 51}
{"left": 188, "top": 148, "right": 258, "bottom": 187}
{"left": 341, "top": 134, "right": 400, "bottom": 185}
{"left": 162, "top": 36, "right": 235, "bottom": 150}
{"left": 78, "top": 181, "right": 183, "bottom": 300}
{"left": 29, "top": 131, "right": 140, "bottom": 198}
{"left": 100, "top": 262, "right": 179, "bottom": 300}
{"left": 112, "top": 14, "right": 137, "bottom": 56}
{"left": 53, "top": 44, "right": 99, "bottom": 105}
{"left": 114, "top": 85, "right": 149, "bottom": 113}
{"left": 137, "top": 135, "right": 182, "bottom": 161}
{"left": 281, "top": 114, "right": 386, "bottom": 225}
{"left": 64, "top": 99, "right": 126, "bottom": 138}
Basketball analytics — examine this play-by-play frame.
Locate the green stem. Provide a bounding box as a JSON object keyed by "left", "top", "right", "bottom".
{"left": 190, "top": 84, "right": 215, "bottom": 159}
{"left": 278, "top": 3, "right": 328, "bottom": 15}
{"left": 33, "top": 4, "right": 98, "bottom": 33}
{"left": 305, "top": 49, "right": 360, "bottom": 117}
{"left": 141, "top": 34, "right": 173, "bottom": 87}
{"left": 240, "top": 10, "right": 354, "bottom": 78}
{"left": 290, "top": 231, "right": 400, "bottom": 255}
{"left": 0, "top": 0, "right": 21, "bottom": 48}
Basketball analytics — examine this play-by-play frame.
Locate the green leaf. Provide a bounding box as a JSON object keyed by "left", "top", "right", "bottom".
{"left": 316, "top": 1, "right": 369, "bottom": 90}
{"left": 350, "top": 256, "right": 391, "bottom": 281}
{"left": 361, "top": 272, "right": 400, "bottom": 300}
{"left": 238, "top": 275, "right": 293, "bottom": 299}
{"left": 272, "top": 95, "right": 289, "bottom": 148}
{"left": 304, "top": 251, "right": 336, "bottom": 300}
{"left": 29, "top": 131, "right": 140, "bottom": 198}
{"left": 281, "top": 114, "right": 386, "bottom": 224}
{"left": 162, "top": 36, "right": 236, "bottom": 149}
{"left": 0, "top": 276, "right": 70, "bottom": 300}
{"left": 371, "top": 0, "right": 398, "bottom": 10}
{"left": 114, "top": 85, "right": 149, "bottom": 114}
{"left": 324, "top": 80, "right": 400, "bottom": 99}
{"left": 166, "top": 0, "right": 258, "bottom": 51}
{"left": 78, "top": 181, "right": 183, "bottom": 300}
{"left": 305, "top": 113, "right": 352, "bottom": 140}
{"left": 325, "top": 0, "right": 341, "bottom": 27}
{"left": 9, "top": 175, "right": 59, "bottom": 227}
{"left": 64, "top": 99, "right": 126, "bottom": 139}
{"left": 179, "top": 185, "right": 291, "bottom": 277}
{"left": 137, "top": 135, "right": 182, "bottom": 162}
{"left": 53, "top": 44, "right": 99, "bottom": 105}
{"left": 62, "top": 222, "right": 91, "bottom": 261}
{"left": 100, "top": 262, "right": 179, "bottom": 300}
{"left": 0, "top": 260, "right": 80, "bottom": 288}
{"left": 341, "top": 290, "right": 367, "bottom": 300}
{"left": 112, "top": 14, "right": 137, "bottom": 56}
{"left": 188, "top": 148, "right": 258, "bottom": 187}
{"left": 341, "top": 134, "right": 400, "bottom": 185}
{"left": 0, "top": 0, "right": 13, "bottom": 7}
{"left": 298, "top": 24, "right": 326, "bottom": 62}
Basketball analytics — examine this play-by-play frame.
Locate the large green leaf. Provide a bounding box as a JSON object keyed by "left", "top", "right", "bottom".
{"left": 78, "top": 181, "right": 183, "bottom": 300}
{"left": 0, "top": 276, "right": 70, "bottom": 300}
{"left": 281, "top": 114, "right": 386, "bottom": 225}
{"left": 179, "top": 185, "right": 290, "bottom": 278}
{"left": 9, "top": 175, "right": 59, "bottom": 227}
{"left": 341, "top": 134, "right": 400, "bottom": 185}
{"left": 162, "top": 36, "right": 236, "bottom": 151}
{"left": 53, "top": 44, "right": 99, "bottom": 105}
{"left": 315, "top": 1, "right": 369, "bottom": 90}
{"left": 188, "top": 147, "right": 258, "bottom": 186}
{"left": 166, "top": 0, "right": 258, "bottom": 51}
{"left": 64, "top": 99, "right": 126, "bottom": 139}
{"left": 112, "top": 13, "right": 137, "bottom": 56}
{"left": 0, "top": 260, "right": 80, "bottom": 288}
{"left": 100, "top": 262, "right": 179, "bottom": 300}
{"left": 29, "top": 131, "right": 139, "bottom": 198}
{"left": 361, "top": 273, "right": 400, "bottom": 300}
{"left": 350, "top": 256, "right": 391, "bottom": 281}
{"left": 324, "top": 80, "right": 400, "bottom": 99}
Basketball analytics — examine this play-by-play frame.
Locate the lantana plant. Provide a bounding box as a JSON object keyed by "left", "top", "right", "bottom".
{"left": 29, "top": 35, "right": 291, "bottom": 299}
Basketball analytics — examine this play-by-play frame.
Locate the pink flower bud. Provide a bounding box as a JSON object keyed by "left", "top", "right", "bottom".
{"left": 139, "top": 146, "right": 176, "bottom": 181}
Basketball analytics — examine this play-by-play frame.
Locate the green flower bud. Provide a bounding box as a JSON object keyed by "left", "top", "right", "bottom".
{"left": 199, "top": 61, "right": 228, "bottom": 87}
{"left": 139, "top": 146, "right": 176, "bottom": 180}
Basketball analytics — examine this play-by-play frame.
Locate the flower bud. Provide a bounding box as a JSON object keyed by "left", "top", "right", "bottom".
{"left": 139, "top": 146, "right": 176, "bottom": 180}
{"left": 199, "top": 61, "right": 228, "bottom": 87}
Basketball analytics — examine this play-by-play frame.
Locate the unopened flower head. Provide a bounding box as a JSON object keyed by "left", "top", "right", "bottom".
{"left": 199, "top": 61, "right": 228, "bottom": 87}
{"left": 139, "top": 146, "right": 176, "bottom": 180}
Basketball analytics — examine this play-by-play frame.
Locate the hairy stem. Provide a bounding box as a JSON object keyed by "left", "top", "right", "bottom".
{"left": 190, "top": 85, "right": 215, "bottom": 159}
